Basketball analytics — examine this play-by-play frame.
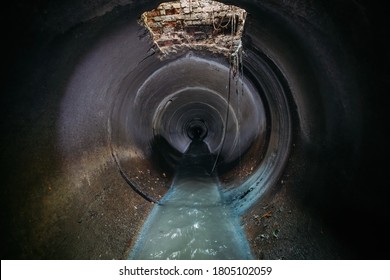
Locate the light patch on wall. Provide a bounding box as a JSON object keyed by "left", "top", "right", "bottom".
{"left": 140, "top": 0, "right": 247, "bottom": 58}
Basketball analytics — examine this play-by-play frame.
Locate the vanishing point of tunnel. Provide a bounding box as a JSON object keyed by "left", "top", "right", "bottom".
{"left": 2, "top": 0, "right": 389, "bottom": 259}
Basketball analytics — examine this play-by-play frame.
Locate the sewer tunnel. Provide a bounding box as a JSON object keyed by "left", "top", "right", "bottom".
{"left": 2, "top": 0, "right": 389, "bottom": 259}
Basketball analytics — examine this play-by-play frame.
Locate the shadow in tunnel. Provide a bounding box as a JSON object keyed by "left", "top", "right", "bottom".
{"left": 149, "top": 135, "right": 183, "bottom": 178}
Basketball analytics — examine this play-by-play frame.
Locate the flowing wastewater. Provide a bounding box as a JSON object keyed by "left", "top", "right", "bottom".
{"left": 128, "top": 139, "right": 253, "bottom": 259}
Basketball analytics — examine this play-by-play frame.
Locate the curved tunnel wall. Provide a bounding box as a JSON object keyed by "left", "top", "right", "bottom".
{"left": 2, "top": 0, "right": 389, "bottom": 259}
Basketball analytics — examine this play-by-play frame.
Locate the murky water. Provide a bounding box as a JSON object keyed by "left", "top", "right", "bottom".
{"left": 128, "top": 140, "right": 253, "bottom": 260}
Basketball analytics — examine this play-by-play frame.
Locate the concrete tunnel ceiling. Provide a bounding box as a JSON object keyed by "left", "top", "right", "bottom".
{"left": 2, "top": 0, "right": 389, "bottom": 259}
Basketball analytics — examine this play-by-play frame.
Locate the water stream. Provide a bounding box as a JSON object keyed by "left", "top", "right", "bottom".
{"left": 128, "top": 139, "right": 253, "bottom": 259}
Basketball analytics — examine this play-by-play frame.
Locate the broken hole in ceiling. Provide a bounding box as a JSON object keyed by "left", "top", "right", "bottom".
{"left": 140, "top": 0, "right": 247, "bottom": 58}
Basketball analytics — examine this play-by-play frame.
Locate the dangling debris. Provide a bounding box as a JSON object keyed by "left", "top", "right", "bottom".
{"left": 140, "top": 0, "right": 247, "bottom": 59}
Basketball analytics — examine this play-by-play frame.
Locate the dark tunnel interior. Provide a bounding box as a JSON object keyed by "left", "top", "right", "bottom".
{"left": 1, "top": 0, "right": 389, "bottom": 259}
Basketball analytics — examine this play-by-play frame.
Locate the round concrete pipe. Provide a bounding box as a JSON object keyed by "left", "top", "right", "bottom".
{"left": 2, "top": 0, "right": 389, "bottom": 259}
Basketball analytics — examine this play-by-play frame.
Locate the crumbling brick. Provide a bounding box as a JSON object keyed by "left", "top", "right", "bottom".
{"left": 140, "top": 0, "right": 246, "bottom": 58}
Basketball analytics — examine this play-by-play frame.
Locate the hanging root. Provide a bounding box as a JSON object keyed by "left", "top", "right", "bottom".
{"left": 140, "top": 0, "right": 246, "bottom": 59}
{"left": 210, "top": 5, "right": 245, "bottom": 174}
